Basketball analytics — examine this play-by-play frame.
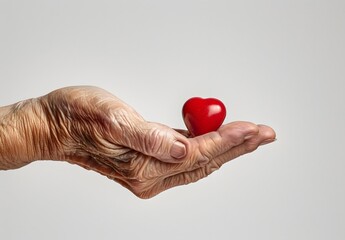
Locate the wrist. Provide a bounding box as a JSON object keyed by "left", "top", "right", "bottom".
{"left": 0, "top": 98, "right": 50, "bottom": 169}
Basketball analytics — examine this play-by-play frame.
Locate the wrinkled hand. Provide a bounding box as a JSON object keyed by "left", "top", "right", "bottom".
{"left": 39, "top": 86, "right": 276, "bottom": 199}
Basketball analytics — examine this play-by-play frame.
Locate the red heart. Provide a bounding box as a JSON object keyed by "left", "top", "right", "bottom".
{"left": 182, "top": 97, "right": 227, "bottom": 137}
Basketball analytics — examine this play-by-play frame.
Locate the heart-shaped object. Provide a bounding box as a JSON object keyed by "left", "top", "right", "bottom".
{"left": 182, "top": 97, "right": 226, "bottom": 137}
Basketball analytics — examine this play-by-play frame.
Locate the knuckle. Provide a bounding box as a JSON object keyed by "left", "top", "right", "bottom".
{"left": 228, "top": 131, "right": 245, "bottom": 146}
{"left": 205, "top": 161, "right": 221, "bottom": 176}
{"left": 143, "top": 128, "right": 166, "bottom": 155}
{"left": 244, "top": 142, "right": 259, "bottom": 152}
{"left": 198, "top": 135, "right": 219, "bottom": 161}
{"left": 144, "top": 128, "right": 160, "bottom": 150}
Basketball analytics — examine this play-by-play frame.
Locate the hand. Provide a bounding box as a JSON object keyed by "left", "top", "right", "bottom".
{"left": 38, "top": 86, "right": 276, "bottom": 198}
{"left": 2, "top": 86, "right": 276, "bottom": 199}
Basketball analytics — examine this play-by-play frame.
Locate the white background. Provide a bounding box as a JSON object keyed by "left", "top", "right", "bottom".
{"left": 1, "top": 0, "right": 344, "bottom": 239}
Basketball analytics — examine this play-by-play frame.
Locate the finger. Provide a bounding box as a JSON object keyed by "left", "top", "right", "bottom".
{"left": 132, "top": 121, "right": 260, "bottom": 179}
{"left": 208, "top": 124, "right": 276, "bottom": 167}
{"left": 186, "top": 121, "right": 259, "bottom": 166}
{"left": 144, "top": 125, "right": 276, "bottom": 198}
{"left": 121, "top": 121, "right": 189, "bottom": 163}
{"left": 146, "top": 121, "right": 260, "bottom": 184}
{"left": 151, "top": 121, "right": 259, "bottom": 178}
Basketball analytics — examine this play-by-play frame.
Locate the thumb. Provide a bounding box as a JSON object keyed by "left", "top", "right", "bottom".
{"left": 125, "top": 122, "right": 188, "bottom": 163}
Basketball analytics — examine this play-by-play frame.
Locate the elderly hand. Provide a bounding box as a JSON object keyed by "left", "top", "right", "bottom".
{"left": 0, "top": 86, "right": 276, "bottom": 199}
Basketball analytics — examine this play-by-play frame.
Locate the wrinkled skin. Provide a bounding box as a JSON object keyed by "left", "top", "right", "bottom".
{"left": 1, "top": 86, "right": 276, "bottom": 199}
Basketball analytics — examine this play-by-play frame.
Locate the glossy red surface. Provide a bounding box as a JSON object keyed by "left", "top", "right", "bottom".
{"left": 182, "top": 97, "right": 226, "bottom": 137}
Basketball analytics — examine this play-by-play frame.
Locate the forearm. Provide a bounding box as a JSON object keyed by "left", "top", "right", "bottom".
{"left": 0, "top": 99, "right": 49, "bottom": 170}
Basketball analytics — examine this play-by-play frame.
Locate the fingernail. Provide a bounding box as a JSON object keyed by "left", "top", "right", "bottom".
{"left": 170, "top": 141, "right": 186, "bottom": 159}
{"left": 260, "top": 138, "right": 277, "bottom": 146}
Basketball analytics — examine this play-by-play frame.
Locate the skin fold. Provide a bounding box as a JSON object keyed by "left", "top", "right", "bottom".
{"left": 0, "top": 86, "right": 276, "bottom": 199}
